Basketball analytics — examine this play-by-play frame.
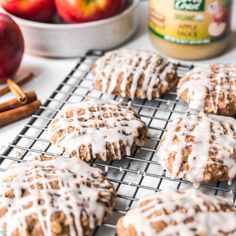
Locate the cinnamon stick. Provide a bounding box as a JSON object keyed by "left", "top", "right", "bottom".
{"left": 0, "top": 91, "right": 37, "bottom": 113}
{"left": 0, "top": 100, "right": 42, "bottom": 128}
{"left": 7, "top": 79, "right": 27, "bottom": 104}
{"left": 0, "top": 73, "right": 34, "bottom": 97}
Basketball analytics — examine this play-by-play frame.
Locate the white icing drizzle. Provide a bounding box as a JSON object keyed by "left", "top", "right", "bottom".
{"left": 177, "top": 64, "right": 236, "bottom": 113}
{"left": 0, "top": 156, "right": 114, "bottom": 236}
{"left": 48, "top": 100, "right": 147, "bottom": 161}
{"left": 122, "top": 188, "right": 236, "bottom": 236}
{"left": 156, "top": 113, "right": 236, "bottom": 185}
{"left": 94, "top": 49, "right": 175, "bottom": 100}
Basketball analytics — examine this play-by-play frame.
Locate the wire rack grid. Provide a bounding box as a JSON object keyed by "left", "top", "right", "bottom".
{"left": 1, "top": 50, "right": 235, "bottom": 236}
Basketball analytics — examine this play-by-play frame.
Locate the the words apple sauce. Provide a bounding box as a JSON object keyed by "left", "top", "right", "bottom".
{"left": 149, "top": 0, "right": 233, "bottom": 60}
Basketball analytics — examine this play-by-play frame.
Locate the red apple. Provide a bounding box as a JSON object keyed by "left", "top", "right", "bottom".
{"left": 1, "top": 0, "right": 56, "bottom": 22}
{"left": 54, "top": 0, "right": 123, "bottom": 23}
{"left": 214, "top": 10, "right": 225, "bottom": 23}
{"left": 0, "top": 13, "right": 24, "bottom": 83}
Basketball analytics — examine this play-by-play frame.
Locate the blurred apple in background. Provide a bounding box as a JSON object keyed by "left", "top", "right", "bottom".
{"left": 1, "top": 0, "right": 56, "bottom": 22}
{"left": 54, "top": 0, "right": 123, "bottom": 23}
{"left": 0, "top": 13, "right": 24, "bottom": 83}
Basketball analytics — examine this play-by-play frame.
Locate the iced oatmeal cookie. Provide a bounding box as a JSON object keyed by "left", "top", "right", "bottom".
{"left": 156, "top": 113, "right": 236, "bottom": 185}
{"left": 117, "top": 188, "right": 236, "bottom": 236}
{"left": 0, "top": 155, "right": 115, "bottom": 236}
{"left": 177, "top": 64, "right": 236, "bottom": 117}
{"left": 49, "top": 100, "right": 148, "bottom": 161}
{"left": 93, "top": 49, "right": 178, "bottom": 100}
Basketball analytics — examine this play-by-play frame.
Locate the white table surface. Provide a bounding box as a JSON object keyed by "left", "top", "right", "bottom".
{"left": 0, "top": 1, "right": 236, "bottom": 150}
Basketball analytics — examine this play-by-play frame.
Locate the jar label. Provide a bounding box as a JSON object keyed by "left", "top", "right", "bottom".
{"left": 149, "top": 0, "right": 232, "bottom": 45}
{"left": 174, "top": 0, "right": 205, "bottom": 11}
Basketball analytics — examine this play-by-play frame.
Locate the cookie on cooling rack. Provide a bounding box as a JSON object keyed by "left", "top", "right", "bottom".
{"left": 117, "top": 188, "right": 236, "bottom": 236}
{"left": 177, "top": 64, "right": 236, "bottom": 117}
{"left": 49, "top": 100, "right": 148, "bottom": 161}
{"left": 0, "top": 155, "right": 115, "bottom": 236}
{"left": 93, "top": 49, "right": 178, "bottom": 100}
{"left": 156, "top": 113, "right": 236, "bottom": 185}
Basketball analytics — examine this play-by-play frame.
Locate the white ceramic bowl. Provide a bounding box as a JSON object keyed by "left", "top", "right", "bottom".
{"left": 2, "top": 0, "right": 140, "bottom": 58}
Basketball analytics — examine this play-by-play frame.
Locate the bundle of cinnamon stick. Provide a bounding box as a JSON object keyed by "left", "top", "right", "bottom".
{"left": 0, "top": 74, "right": 42, "bottom": 128}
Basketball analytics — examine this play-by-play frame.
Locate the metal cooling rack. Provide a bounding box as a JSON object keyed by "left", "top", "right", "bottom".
{"left": 1, "top": 50, "right": 235, "bottom": 236}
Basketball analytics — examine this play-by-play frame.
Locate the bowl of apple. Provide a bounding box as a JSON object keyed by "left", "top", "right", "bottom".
{"left": 1, "top": 0, "right": 140, "bottom": 58}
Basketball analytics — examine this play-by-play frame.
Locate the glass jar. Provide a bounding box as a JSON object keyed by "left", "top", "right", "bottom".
{"left": 148, "top": 0, "right": 232, "bottom": 60}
